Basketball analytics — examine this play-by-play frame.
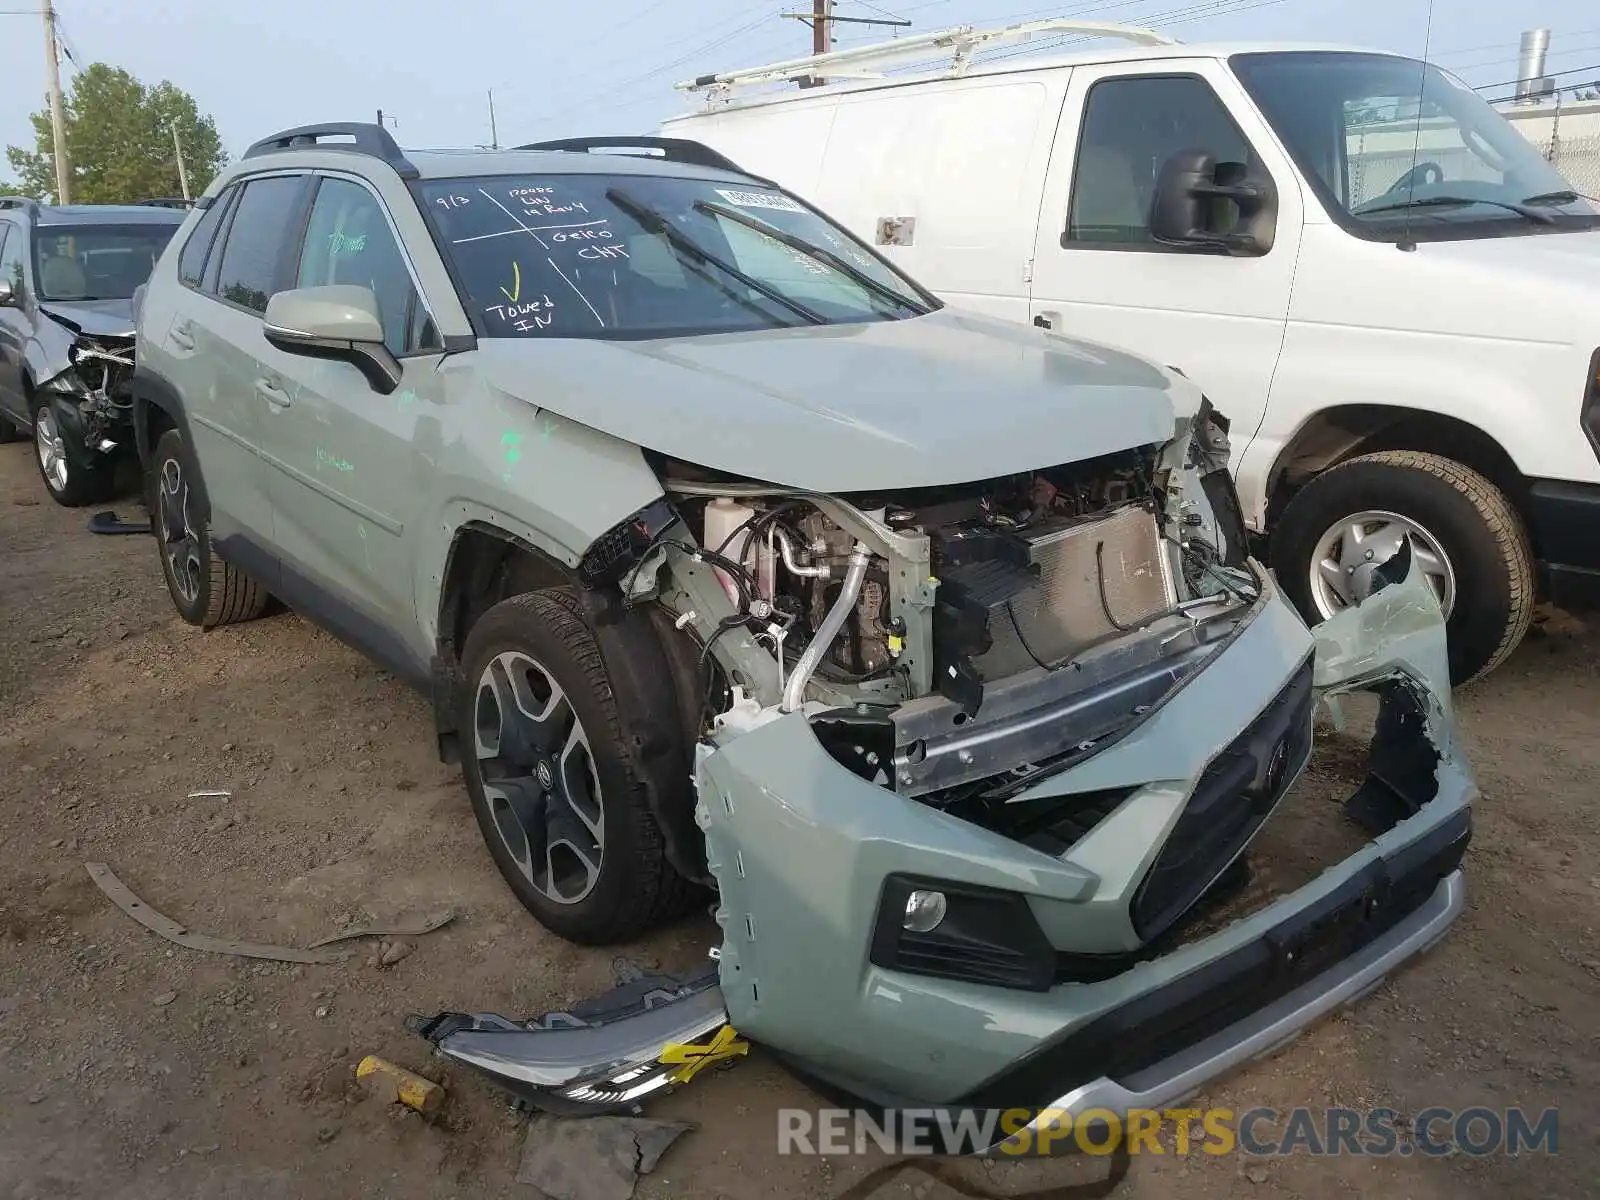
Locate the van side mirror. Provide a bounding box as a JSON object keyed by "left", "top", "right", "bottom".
{"left": 0, "top": 279, "right": 16, "bottom": 307}
{"left": 263, "top": 285, "right": 401, "bottom": 394}
{"left": 1149, "top": 150, "right": 1276, "bottom": 257}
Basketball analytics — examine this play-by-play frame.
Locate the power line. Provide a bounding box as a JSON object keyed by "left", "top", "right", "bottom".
{"left": 1471, "top": 60, "right": 1600, "bottom": 94}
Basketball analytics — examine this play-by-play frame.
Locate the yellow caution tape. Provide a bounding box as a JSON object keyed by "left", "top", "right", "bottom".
{"left": 659, "top": 1024, "right": 750, "bottom": 1084}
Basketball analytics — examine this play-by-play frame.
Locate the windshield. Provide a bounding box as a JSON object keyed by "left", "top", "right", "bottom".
{"left": 418, "top": 172, "right": 935, "bottom": 339}
{"left": 31, "top": 224, "right": 178, "bottom": 301}
{"left": 1232, "top": 51, "right": 1600, "bottom": 241}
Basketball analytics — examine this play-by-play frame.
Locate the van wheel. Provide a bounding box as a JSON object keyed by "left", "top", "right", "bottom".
{"left": 457, "top": 587, "right": 696, "bottom": 945}
{"left": 150, "top": 427, "right": 270, "bottom": 628}
{"left": 34, "top": 403, "right": 114, "bottom": 506}
{"left": 1272, "top": 450, "right": 1534, "bottom": 686}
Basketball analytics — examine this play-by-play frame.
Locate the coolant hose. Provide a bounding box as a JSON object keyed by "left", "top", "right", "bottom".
{"left": 781, "top": 542, "right": 871, "bottom": 712}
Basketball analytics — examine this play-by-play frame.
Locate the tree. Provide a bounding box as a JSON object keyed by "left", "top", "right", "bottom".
{"left": 6, "top": 64, "right": 226, "bottom": 204}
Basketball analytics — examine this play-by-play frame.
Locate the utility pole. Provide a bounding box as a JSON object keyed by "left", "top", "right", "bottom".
{"left": 171, "top": 122, "right": 190, "bottom": 201}
{"left": 42, "top": 0, "right": 71, "bottom": 203}
{"left": 783, "top": 1, "right": 911, "bottom": 88}
{"left": 488, "top": 90, "right": 499, "bottom": 150}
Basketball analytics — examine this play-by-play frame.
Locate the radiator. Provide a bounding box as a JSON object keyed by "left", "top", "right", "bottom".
{"left": 974, "top": 504, "right": 1177, "bottom": 680}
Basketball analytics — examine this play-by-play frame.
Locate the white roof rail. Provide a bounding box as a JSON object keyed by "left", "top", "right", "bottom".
{"left": 676, "top": 18, "right": 1177, "bottom": 96}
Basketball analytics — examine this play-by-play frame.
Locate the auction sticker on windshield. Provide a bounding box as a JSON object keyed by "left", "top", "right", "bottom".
{"left": 715, "top": 188, "right": 804, "bottom": 212}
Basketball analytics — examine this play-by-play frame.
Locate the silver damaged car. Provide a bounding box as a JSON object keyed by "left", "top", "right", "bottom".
{"left": 128, "top": 126, "right": 1475, "bottom": 1135}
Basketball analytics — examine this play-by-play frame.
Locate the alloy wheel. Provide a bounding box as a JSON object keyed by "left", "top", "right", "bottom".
{"left": 474, "top": 651, "right": 605, "bottom": 905}
{"left": 35, "top": 409, "right": 68, "bottom": 493}
{"left": 1308, "top": 509, "right": 1457, "bottom": 621}
{"left": 157, "top": 457, "right": 202, "bottom": 605}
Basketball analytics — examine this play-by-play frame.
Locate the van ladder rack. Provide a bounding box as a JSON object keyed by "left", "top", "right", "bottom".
{"left": 677, "top": 18, "right": 1176, "bottom": 96}
{"left": 241, "top": 122, "right": 420, "bottom": 180}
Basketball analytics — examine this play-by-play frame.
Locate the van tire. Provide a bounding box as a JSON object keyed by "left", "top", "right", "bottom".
{"left": 1272, "top": 450, "right": 1534, "bottom": 686}
{"left": 149, "top": 427, "right": 270, "bottom": 629}
{"left": 456, "top": 587, "right": 697, "bottom": 945}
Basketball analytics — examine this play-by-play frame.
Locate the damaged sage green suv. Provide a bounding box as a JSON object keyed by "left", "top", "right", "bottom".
{"left": 131, "top": 124, "right": 1473, "bottom": 1135}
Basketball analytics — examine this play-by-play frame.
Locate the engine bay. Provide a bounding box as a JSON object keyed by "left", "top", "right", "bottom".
{"left": 646, "top": 403, "right": 1257, "bottom": 813}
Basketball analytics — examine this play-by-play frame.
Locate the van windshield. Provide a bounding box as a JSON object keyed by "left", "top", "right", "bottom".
{"left": 419, "top": 173, "right": 935, "bottom": 338}
{"left": 1232, "top": 51, "right": 1600, "bottom": 241}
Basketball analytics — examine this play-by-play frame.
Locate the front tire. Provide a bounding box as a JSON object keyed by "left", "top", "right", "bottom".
{"left": 1272, "top": 450, "right": 1534, "bottom": 685}
{"left": 457, "top": 588, "right": 696, "bottom": 945}
{"left": 33, "top": 402, "right": 113, "bottom": 507}
{"left": 150, "top": 427, "right": 269, "bottom": 628}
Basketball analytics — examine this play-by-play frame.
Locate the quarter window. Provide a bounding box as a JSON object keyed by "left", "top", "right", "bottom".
{"left": 212, "top": 175, "right": 304, "bottom": 313}
{"left": 295, "top": 177, "right": 438, "bottom": 355}
{"left": 1066, "top": 75, "right": 1258, "bottom": 246}
{"left": 178, "top": 189, "right": 231, "bottom": 288}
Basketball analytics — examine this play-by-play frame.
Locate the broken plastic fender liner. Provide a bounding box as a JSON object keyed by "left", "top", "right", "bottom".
{"left": 659, "top": 1024, "right": 749, "bottom": 1083}
{"left": 356, "top": 1055, "right": 445, "bottom": 1113}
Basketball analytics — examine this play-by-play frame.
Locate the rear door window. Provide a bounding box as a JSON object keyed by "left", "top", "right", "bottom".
{"left": 212, "top": 175, "right": 306, "bottom": 313}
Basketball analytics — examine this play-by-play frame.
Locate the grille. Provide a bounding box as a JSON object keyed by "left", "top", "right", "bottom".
{"left": 1129, "top": 655, "right": 1315, "bottom": 942}
{"left": 975, "top": 505, "right": 1176, "bottom": 681}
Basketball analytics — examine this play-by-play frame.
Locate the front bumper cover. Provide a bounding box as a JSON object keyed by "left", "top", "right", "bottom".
{"left": 412, "top": 546, "right": 1473, "bottom": 1131}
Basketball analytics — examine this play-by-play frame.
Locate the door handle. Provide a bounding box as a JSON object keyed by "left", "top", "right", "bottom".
{"left": 169, "top": 326, "right": 195, "bottom": 351}
{"left": 254, "top": 379, "right": 292, "bottom": 409}
{"left": 1033, "top": 311, "right": 1061, "bottom": 331}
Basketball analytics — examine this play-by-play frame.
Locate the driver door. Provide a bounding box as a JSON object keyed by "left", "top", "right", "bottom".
{"left": 1028, "top": 59, "right": 1306, "bottom": 452}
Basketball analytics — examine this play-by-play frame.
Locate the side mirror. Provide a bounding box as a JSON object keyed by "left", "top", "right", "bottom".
{"left": 263, "top": 285, "right": 401, "bottom": 394}
{"left": 0, "top": 279, "right": 16, "bottom": 307}
{"left": 1149, "top": 150, "right": 1276, "bottom": 257}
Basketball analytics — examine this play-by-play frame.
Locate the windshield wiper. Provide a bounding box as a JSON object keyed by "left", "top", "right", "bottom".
{"left": 604, "top": 188, "right": 825, "bottom": 326}
{"left": 693, "top": 200, "right": 933, "bottom": 317}
{"left": 1359, "top": 195, "right": 1555, "bottom": 224}
{"left": 1520, "top": 188, "right": 1600, "bottom": 208}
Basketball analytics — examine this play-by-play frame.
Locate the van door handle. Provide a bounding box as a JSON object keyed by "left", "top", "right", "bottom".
{"left": 169, "top": 326, "right": 195, "bottom": 351}
{"left": 254, "top": 379, "right": 292, "bottom": 409}
{"left": 1034, "top": 311, "right": 1061, "bottom": 331}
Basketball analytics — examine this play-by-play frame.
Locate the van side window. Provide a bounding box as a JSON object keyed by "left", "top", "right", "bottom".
{"left": 1066, "top": 75, "right": 1256, "bottom": 247}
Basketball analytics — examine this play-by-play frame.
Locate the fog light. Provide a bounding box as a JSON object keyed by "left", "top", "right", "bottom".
{"left": 97, "top": 438, "right": 117, "bottom": 452}
{"left": 902, "top": 889, "right": 947, "bottom": 933}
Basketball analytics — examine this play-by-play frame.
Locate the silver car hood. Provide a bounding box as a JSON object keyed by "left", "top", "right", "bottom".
{"left": 38, "top": 299, "right": 136, "bottom": 338}
{"left": 476, "top": 309, "right": 1192, "bottom": 492}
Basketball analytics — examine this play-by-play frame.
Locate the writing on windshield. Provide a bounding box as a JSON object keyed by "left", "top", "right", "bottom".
{"left": 420, "top": 173, "right": 932, "bottom": 339}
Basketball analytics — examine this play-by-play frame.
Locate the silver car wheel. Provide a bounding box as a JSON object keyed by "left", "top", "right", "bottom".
{"left": 1308, "top": 509, "right": 1457, "bottom": 621}
{"left": 157, "top": 457, "right": 203, "bottom": 605}
{"left": 35, "top": 409, "right": 69, "bottom": 493}
{"left": 474, "top": 651, "right": 605, "bottom": 906}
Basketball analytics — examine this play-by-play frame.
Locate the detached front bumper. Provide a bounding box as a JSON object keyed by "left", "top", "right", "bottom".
{"left": 414, "top": 550, "right": 1474, "bottom": 1127}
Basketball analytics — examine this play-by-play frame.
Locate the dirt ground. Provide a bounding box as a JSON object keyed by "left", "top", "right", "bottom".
{"left": 1, "top": 439, "right": 1596, "bottom": 1200}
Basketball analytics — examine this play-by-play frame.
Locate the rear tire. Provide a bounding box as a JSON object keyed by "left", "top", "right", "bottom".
{"left": 457, "top": 587, "right": 697, "bottom": 944}
{"left": 33, "top": 402, "right": 114, "bottom": 507}
{"left": 150, "top": 426, "right": 269, "bottom": 628}
{"left": 1272, "top": 450, "right": 1534, "bottom": 686}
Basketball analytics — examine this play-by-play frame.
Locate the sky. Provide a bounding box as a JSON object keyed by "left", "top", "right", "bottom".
{"left": 2, "top": 0, "right": 1599, "bottom": 180}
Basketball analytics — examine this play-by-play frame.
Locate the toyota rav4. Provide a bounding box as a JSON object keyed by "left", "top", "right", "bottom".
{"left": 130, "top": 123, "right": 1474, "bottom": 1135}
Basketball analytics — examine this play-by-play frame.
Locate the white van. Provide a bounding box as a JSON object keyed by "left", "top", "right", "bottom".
{"left": 661, "top": 19, "right": 1600, "bottom": 684}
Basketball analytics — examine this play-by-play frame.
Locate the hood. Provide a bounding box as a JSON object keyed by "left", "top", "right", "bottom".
{"left": 38, "top": 298, "right": 136, "bottom": 339}
{"left": 475, "top": 309, "right": 1190, "bottom": 492}
{"left": 1406, "top": 228, "right": 1600, "bottom": 344}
